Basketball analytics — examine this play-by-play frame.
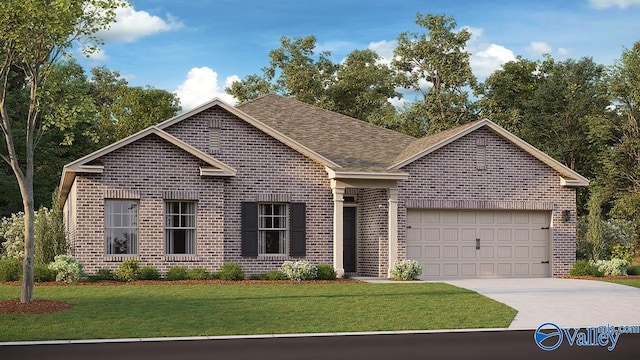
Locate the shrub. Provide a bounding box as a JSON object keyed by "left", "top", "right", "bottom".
{"left": 594, "top": 258, "right": 630, "bottom": 276}
{"left": 166, "top": 266, "right": 188, "bottom": 281}
{"left": 315, "top": 263, "right": 337, "bottom": 280}
{"left": 0, "top": 257, "right": 23, "bottom": 281}
{"left": 34, "top": 263, "right": 56, "bottom": 282}
{"left": 249, "top": 273, "right": 265, "bottom": 280}
{"left": 281, "top": 260, "right": 317, "bottom": 281}
{"left": 627, "top": 266, "right": 640, "bottom": 275}
{"left": 569, "top": 259, "right": 602, "bottom": 276}
{"left": 390, "top": 259, "right": 422, "bottom": 280}
{"left": 48, "top": 255, "right": 84, "bottom": 282}
{"left": 218, "top": 262, "right": 244, "bottom": 281}
{"left": 117, "top": 258, "right": 140, "bottom": 282}
{"left": 263, "top": 269, "right": 286, "bottom": 280}
{"left": 86, "top": 268, "right": 116, "bottom": 282}
{"left": 577, "top": 215, "right": 638, "bottom": 261}
{"left": 138, "top": 265, "right": 161, "bottom": 280}
{"left": 0, "top": 213, "right": 25, "bottom": 259}
{"left": 611, "top": 244, "right": 635, "bottom": 264}
{"left": 187, "top": 267, "right": 210, "bottom": 280}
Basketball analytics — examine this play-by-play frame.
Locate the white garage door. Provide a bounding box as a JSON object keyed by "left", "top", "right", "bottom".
{"left": 406, "top": 209, "right": 551, "bottom": 279}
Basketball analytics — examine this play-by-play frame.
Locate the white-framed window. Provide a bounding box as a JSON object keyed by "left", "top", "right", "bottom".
{"left": 105, "top": 200, "right": 138, "bottom": 255}
{"left": 165, "top": 201, "right": 196, "bottom": 254}
{"left": 258, "top": 203, "right": 287, "bottom": 254}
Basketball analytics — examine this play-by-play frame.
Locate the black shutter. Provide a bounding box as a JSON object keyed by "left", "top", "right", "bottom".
{"left": 289, "top": 202, "right": 306, "bottom": 256}
{"left": 241, "top": 202, "right": 258, "bottom": 256}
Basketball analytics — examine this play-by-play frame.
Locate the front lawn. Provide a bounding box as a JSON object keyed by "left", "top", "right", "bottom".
{"left": 0, "top": 282, "right": 516, "bottom": 341}
{"left": 602, "top": 278, "right": 640, "bottom": 288}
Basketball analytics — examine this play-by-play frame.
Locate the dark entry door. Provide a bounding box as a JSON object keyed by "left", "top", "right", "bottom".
{"left": 343, "top": 207, "right": 356, "bottom": 273}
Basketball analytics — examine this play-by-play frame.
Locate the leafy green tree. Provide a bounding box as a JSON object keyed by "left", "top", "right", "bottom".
{"left": 392, "top": 13, "right": 478, "bottom": 135}
{"left": 477, "top": 56, "right": 609, "bottom": 213}
{"left": 226, "top": 36, "right": 400, "bottom": 125}
{"left": 589, "top": 41, "right": 640, "bottom": 229}
{"left": 325, "top": 49, "right": 398, "bottom": 124}
{"left": 0, "top": 0, "right": 123, "bottom": 303}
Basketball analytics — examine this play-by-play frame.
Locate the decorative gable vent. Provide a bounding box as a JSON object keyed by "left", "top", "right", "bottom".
{"left": 209, "top": 118, "right": 222, "bottom": 153}
{"left": 476, "top": 137, "right": 487, "bottom": 170}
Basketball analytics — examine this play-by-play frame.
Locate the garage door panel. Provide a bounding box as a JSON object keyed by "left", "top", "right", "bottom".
{"left": 479, "top": 263, "right": 495, "bottom": 276}
{"left": 443, "top": 264, "right": 458, "bottom": 276}
{"left": 461, "top": 263, "right": 477, "bottom": 276}
{"left": 515, "top": 263, "right": 530, "bottom": 275}
{"left": 423, "top": 264, "right": 440, "bottom": 277}
{"left": 425, "top": 246, "right": 440, "bottom": 259}
{"left": 424, "top": 228, "right": 440, "bottom": 241}
{"left": 497, "top": 246, "right": 511, "bottom": 258}
{"left": 532, "top": 246, "right": 546, "bottom": 258}
{"left": 406, "top": 209, "right": 550, "bottom": 279}
{"left": 407, "top": 246, "right": 422, "bottom": 260}
{"left": 443, "top": 228, "right": 459, "bottom": 242}
{"left": 515, "top": 246, "right": 529, "bottom": 258}
{"left": 462, "top": 246, "right": 477, "bottom": 258}
{"left": 479, "top": 228, "right": 495, "bottom": 241}
{"left": 497, "top": 263, "right": 512, "bottom": 276}
{"left": 497, "top": 229, "right": 512, "bottom": 241}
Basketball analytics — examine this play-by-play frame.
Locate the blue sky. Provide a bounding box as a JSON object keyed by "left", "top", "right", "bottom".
{"left": 74, "top": 0, "right": 640, "bottom": 111}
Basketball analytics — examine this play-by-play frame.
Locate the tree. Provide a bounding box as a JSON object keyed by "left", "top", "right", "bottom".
{"left": 477, "top": 56, "right": 610, "bottom": 213}
{"left": 0, "top": 0, "right": 123, "bottom": 303}
{"left": 392, "top": 13, "right": 478, "bottom": 135}
{"left": 227, "top": 35, "right": 335, "bottom": 105}
{"left": 589, "top": 41, "right": 640, "bottom": 229}
{"left": 325, "top": 49, "right": 399, "bottom": 123}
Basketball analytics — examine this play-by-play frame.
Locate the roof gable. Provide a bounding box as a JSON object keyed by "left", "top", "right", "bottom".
{"left": 389, "top": 118, "right": 589, "bottom": 186}
{"left": 60, "top": 127, "right": 237, "bottom": 199}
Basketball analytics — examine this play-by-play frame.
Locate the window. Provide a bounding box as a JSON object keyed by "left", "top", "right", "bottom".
{"left": 165, "top": 201, "right": 196, "bottom": 254}
{"left": 258, "top": 203, "right": 287, "bottom": 254}
{"left": 241, "top": 202, "right": 305, "bottom": 257}
{"left": 105, "top": 200, "right": 138, "bottom": 255}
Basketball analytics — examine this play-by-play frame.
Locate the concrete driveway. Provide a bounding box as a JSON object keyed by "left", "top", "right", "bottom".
{"left": 443, "top": 278, "right": 640, "bottom": 330}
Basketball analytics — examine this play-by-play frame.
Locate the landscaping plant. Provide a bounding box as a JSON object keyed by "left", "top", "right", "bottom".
{"left": 138, "top": 266, "right": 161, "bottom": 280}
{"left": 117, "top": 258, "right": 140, "bottom": 281}
{"left": 48, "top": 255, "right": 85, "bottom": 283}
{"left": 281, "top": 260, "right": 317, "bottom": 281}
{"left": 217, "top": 262, "right": 245, "bottom": 281}
{"left": 186, "top": 267, "right": 210, "bottom": 280}
{"left": 315, "top": 263, "right": 337, "bottom": 280}
{"left": 390, "top": 259, "right": 423, "bottom": 280}
{"left": 166, "top": 266, "right": 188, "bottom": 281}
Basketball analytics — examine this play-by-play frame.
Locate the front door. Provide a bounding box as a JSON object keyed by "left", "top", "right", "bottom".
{"left": 343, "top": 207, "right": 356, "bottom": 273}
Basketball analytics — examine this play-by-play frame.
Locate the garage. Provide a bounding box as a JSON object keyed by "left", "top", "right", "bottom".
{"left": 406, "top": 209, "right": 551, "bottom": 279}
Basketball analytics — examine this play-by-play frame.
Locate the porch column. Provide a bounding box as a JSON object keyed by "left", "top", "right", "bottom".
{"left": 332, "top": 184, "right": 345, "bottom": 278}
{"left": 387, "top": 188, "right": 399, "bottom": 278}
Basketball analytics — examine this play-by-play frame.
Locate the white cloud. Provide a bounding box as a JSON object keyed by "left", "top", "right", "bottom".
{"left": 174, "top": 67, "right": 238, "bottom": 111}
{"left": 528, "top": 41, "right": 552, "bottom": 56}
{"left": 558, "top": 47, "right": 572, "bottom": 56}
{"left": 470, "top": 44, "right": 516, "bottom": 77}
{"left": 368, "top": 40, "right": 397, "bottom": 64}
{"left": 590, "top": 0, "right": 640, "bottom": 8}
{"left": 98, "top": 5, "right": 183, "bottom": 42}
{"left": 82, "top": 47, "right": 109, "bottom": 61}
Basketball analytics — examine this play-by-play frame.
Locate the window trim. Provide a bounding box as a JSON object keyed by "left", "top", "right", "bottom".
{"left": 164, "top": 200, "right": 197, "bottom": 255}
{"left": 257, "top": 203, "right": 288, "bottom": 256}
{"left": 104, "top": 199, "right": 139, "bottom": 256}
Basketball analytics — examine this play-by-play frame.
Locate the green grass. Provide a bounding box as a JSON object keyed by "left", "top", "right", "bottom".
{"left": 602, "top": 278, "right": 640, "bottom": 288}
{"left": 0, "top": 282, "right": 516, "bottom": 341}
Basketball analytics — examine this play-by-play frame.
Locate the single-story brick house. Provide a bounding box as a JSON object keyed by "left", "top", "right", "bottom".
{"left": 59, "top": 94, "right": 588, "bottom": 279}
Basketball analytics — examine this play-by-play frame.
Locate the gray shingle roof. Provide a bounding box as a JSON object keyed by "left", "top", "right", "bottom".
{"left": 238, "top": 94, "right": 416, "bottom": 169}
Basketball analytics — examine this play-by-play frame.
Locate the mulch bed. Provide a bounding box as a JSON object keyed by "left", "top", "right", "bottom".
{"left": 0, "top": 299, "right": 72, "bottom": 314}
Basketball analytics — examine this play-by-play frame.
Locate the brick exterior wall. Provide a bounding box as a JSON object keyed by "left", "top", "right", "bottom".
{"left": 69, "top": 106, "right": 334, "bottom": 276}
{"left": 65, "top": 105, "right": 578, "bottom": 278}
{"left": 397, "top": 127, "right": 577, "bottom": 277}
{"left": 356, "top": 189, "right": 388, "bottom": 277}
